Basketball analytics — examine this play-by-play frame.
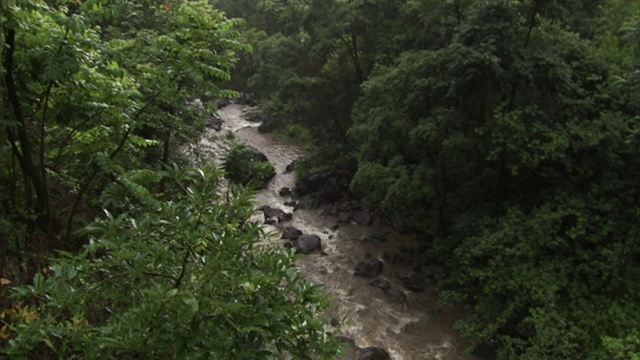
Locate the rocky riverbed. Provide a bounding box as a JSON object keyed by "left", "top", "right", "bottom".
{"left": 197, "top": 102, "right": 475, "bottom": 360}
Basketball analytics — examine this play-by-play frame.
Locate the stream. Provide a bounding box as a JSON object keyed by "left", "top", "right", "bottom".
{"left": 198, "top": 103, "right": 475, "bottom": 360}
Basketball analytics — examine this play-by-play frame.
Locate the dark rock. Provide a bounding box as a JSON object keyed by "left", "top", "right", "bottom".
{"left": 283, "top": 241, "right": 295, "bottom": 249}
{"left": 244, "top": 109, "right": 264, "bottom": 123}
{"left": 385, "top": 288, "right": 407, "bottom": 304}
{"left": 338, "top": 211, "right": 351, "bottom": 223}
{"left": 369, "top": 279, "right": 391, "bottom": 291}
{"left": 383, "top": 251, "right": 403, "bottom": 265}
{"left": 357, "top": 346, "right": 390, "bottom": 360}
{"left": 209, "top": 113, "right": 223, "bottom": 131}
{"left": 225, "top": 146, "right": 275, "bottom": 188}
{"left": 401, "top": 271, "right": 427, "bottom": 292}
{"left": 239, "top": 92, "right": 257, "bottom": 106}
{"left": 279, "top": 187, "right": 292, "bottom": 196}
{"left": 295, "top": 198, "right": 320, "bottom": 210}
{"left": 362, "top": 233, "right": 387, "bottom": 244}
{"left": 331, "top": 318, "right": 340, "bottom": 327}
{"left": 354, "top": 259, "right": 384, "bottom": 277}
{"left": 215, "top": 97, "right": 231, "bottom": 108}
{"left": 296, "top": 171, "right": 333, "bottom": 196}
{"left": 277, "top": 212, "right": 292, "bottom": 222}
{"left": 258, "top": 118, "right": 275, "bottom": 133}
{"left": 335, "top": 336, "right": 356, "bottom": 346}
{"left": 353, "top": 209, "right": 371, "bottom": 225}
{"left": 331, "top": 224, "right": 340, "bottom": 231}
{"left": 285, "top": 159, "right": 305, "bottom": 173}
{"left": 284, "top": 200, "right": 297, "bottom": 207}
{"left": 281, "top": 226, "right": 303, "bottom": 240}
{"left": 295, "top": 234, "right": 322, "bottom": 254}
{"left": 261, "top": 205, "right": 284, "bottom": 220}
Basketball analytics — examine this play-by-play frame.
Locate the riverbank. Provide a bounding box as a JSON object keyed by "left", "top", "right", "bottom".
{"left": 209, "top": 102, "right": 472, "bottom": 360}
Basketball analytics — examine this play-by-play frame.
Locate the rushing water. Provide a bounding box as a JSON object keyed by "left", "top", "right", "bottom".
{"left": 201, "top": 104, "right": 475, "bottom": 360}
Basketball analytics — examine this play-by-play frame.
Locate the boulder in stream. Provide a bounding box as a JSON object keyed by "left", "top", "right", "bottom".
{"left": 401, "top": 271, "right": 428, "bottom": 292}
{"left": 362, "top": 233, "right": 387, "bottom": 244}
{"left": 369, "top": 279, "right": 391, "bottom": 291}
{"left": 279, "top": 187, "right": 292, "bottom": 196}
{"left": 295, "top": 234, "right": 322, "bottom": 254}
{"left": 357, "top": 346, "right": 391, "bottom": 360}
{"left": 354, "top": 259, "right": 384, "bottom": 277}
{"left": 224, "top": 145, "right": 275, "bottom": 189}
{"left": 281, "top": 226, "right": 303, "bottom": 240}
{"left": 261, "top": 205, "right": 284, "bottom": 221}
{"left": 385, "top": 288, "right": 407, "bottom": 304}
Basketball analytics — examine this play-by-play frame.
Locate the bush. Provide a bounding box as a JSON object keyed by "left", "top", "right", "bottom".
{"left": 0, "top": 166, "right": 339, "bottom": 359}
{"left": 223, "top": 143, "right": 276, "bottom": 189}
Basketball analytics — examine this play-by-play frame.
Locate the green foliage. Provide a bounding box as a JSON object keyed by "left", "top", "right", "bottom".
{"left": 227, "top": 0, "right": 640, "bottom": 358}
{"left": 0, "top": 0, "right": 245, "bottom": 254}
{"left": 223, "top": 143, "right": 276, "bottom": 189}
{"left": 1, "top": 166, "right": 339, "bottom": 359}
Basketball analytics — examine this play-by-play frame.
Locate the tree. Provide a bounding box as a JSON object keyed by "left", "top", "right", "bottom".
{"left": 1, "top": 166, "right": 339, "bottom": 359}
{"left": 0, "top": 0, "right": 245, "bottom": 269}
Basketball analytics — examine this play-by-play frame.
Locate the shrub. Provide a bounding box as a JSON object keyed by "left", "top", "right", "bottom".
{"left": 1, "top": 166, "right": 339, "bottom": 359}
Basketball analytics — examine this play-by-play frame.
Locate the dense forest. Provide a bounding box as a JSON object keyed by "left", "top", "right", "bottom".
{"left": 212, "top": 0, "right": 640, "bottom": 358}
{"left": 0, "top": 1, "right": 339, "bottom": 358}
{"left": 1, "top": 0, "right": 640, "bottom": 359}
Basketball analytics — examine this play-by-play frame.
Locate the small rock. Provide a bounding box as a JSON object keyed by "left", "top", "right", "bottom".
{"left": 362, "top": 233, "right": 387, "bottom": 244}
{"left": 402, "top": 271, "right": 427, "bottom": 292}
{"left": 353, "top": 209, "right": 372, "bottom": 225}
{"left": 277, "top": 212, "right": 292, "bottom": 222}
{"left": 357, "top": 346, "right": 390, "bottom": 360}
{"left": 281, "top": 226, "right": 303, "bottom": 240}
{"left": 386, "top": 288, "right": 407, "bottom": 304}
{"left": 261, "top": 205, "right": 284, "bottom": 220}
{"left": 354, "top": 259, "right": 384, "bottom": 277}
{"left": 331, "top": 318, "right": 340, "bottom": 327}
{"left": 279, "top": 187, "right": 292, "bottom": 196}
{"left": 295, "top": 234, "right": 322, "bottom": 254}
{"left": 369, "top": 279, "right": 391, "bottom": 291}
{"left": 335, "top": 336, "right": 356, "bottom": 346}
{"left": 284, "top": 200, "right": 297, "bottom": 207}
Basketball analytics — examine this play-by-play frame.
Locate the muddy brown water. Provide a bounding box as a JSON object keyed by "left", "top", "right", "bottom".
{"left": 196, "top": 104, "right": 475, "bottom": 360}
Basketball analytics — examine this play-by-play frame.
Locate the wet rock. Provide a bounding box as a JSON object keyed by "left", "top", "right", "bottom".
{"left": 401, "top": 271, "right": 427, "bottom": 292}
{"left": 383, "top": 251, "right": 403, "bottom": 265}
{"left": 354, "top": 259, "right": 383, "bottom": 277}
{"left": 215, "top": 97, "right": 231, "bottom": 108}
{"left": 362, "top": 233, "right": 387, "bottom": 244}
{"left": 209, "top": 113, "right": 223, "bottom": 131}
{"left": 385, "top": 288, "right": 407, "bottom": 304}
{"left": 295, "top": 198, "right": 320, "bottom": 210}
{"left": 284, "top": 200, "right": 297, "bottom": 207}
{"left": 261, "top": 205, "right": 284, "bottom": 221}
{"left": 357, "top": 346, "right": 390, "bottom": 360}
{"left": 277, "top": 212, "right": 292, "bottom": 222}
{"left": 225, "top": 146, "right": 275, "bottom": 188}
{"left": 331, "top": 317, "right": 340, "bottom": 327}
{"left": 338, "top": 211, "right": 351, "bottom": 223}
{"left": 239, "top": 92, "right": 257, "bottom": 106}
{"left": 353, "top": 209, "right": 371, "bottom": 225}
{"left": 281, "top": 226, "right": 303, "bottom": 240}
{"left": 336, "top": 336, "right": 356, "bottom": 346}
{"left": 279, "top": 187, "right": 292, "bottom": 196}
{"left": 295, "top": 171, "right": 350, "bottom": 199}
{"left": 295, "top": 234, "right": 322, "bottom": 254}
{"left": 257, "top": 118, "right": 276, "bottom": 133}
{"left": 285, "top": 158, "right": 306, "bottom": 173}
{"left": 369, "top": 279, "right": 391, "bottom": 291}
